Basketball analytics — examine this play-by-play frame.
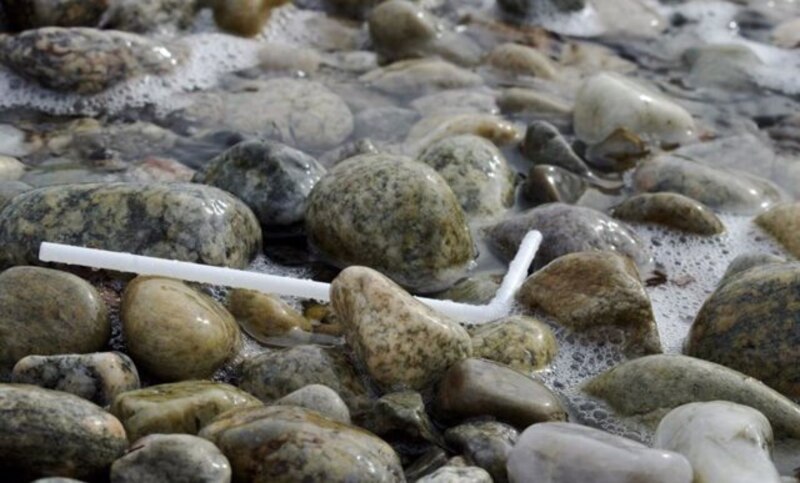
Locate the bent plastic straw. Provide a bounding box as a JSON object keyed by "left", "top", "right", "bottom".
{"left": 39, "top": 230, "right": 541, "bottom": 324}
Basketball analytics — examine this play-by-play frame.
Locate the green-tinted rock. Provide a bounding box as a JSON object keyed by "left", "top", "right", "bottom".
{"left": 687, "top": 262, "right": 800, "bottom": 398}
{"left": 110, "top": 380, "right": 262, "bottom": 442}
{"left": 517, "top": 251, "right": 661, "bottom": 355}
{"left": 122, "top": 277, "right": 240, "bottom": 381}
{"left": 110, "top": 434, "right": 231, "bottom": 483}
{"left": 613, "top": 192, "right": 724, "bottom": 235}
{"left": 11, "top": 352, "right": 139, "bottom": 407}
{"left": 306, "top": 154, "right": 475, "bottom": 292}
{"left": 228, "top": 288, "right": 312, "bottom": 341}
{"left": 332, "top": 266, "right": 472, "bottom": 392}
{"left": 0, "top": 384, "right": 127, "bottom": 480}
{"left": 0, "top": 266, "right": 108, "bottom": 378}
{"left": 584, "top": 354, "right": 800, "bottom": 438}
{"left": 199, "top": 405, "right": 404, "bottom": 482}
{"left": 719, "top": 253, "right": 785, "bottom": 287}
{"left": 275, "top": 384, "right": 351, "bottom": 424}
{"left": 0, "top": 182, "right": 262, "bottom": 269}
{"left": 444, "top": 421, "right": 518, "bottom": 483}
{"left": 434, "top": 358, "right": 567, "bottom": 429}
{"left": 756, "top": 202, "right": 800, "bottom": 259}
{"left": 470, "top": 315, "right": 557, "bottom": 372}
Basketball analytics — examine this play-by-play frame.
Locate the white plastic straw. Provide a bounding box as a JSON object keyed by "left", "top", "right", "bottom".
{"left": 39, "top": 230, "right": 541, "bottom": 323}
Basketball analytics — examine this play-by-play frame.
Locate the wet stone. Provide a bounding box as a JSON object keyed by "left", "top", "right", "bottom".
{"left": 0, "top": 156, "right": 24, "bottom": 181}
{"left": 486, "top": 43, "right": 558, "bottom": 79}
{"left": 497, "top": 0, "right": 585, "bottom": 16}
{"left": 368, "top": 0, "right": 439, "bottom": 62}
{"left": 103, "top": 0, "right": 199, "bottom": 33}
{"left": 0, "top": 182, "right": 262, "bottom": 269}
{"left": 405, "top": 447, "right": 449, "bottom": 481}
{"left": 238, "top": 344, "right": 368, "bottom": 409}
{"left": 411, "top": 89, "right": 498, "bottom": 117}
{"left": 506, "top": 422, "right": 693, "bottom": 483}
{"left": 756, "top": 202, "right": 800, "bottom": 259}
{"left": 719, "top": 252, "right": 785, "bottom": 287}
{"left": 0, "top": 27, "right": 185, "bottom": 94}
{"left": 110, "top": 434, "right": 231, "bottom": 483}
{"left": 523, "top": 165, "right": 587, "bottom": 206}
{"left": 407, "top": 113, "right": 523, "bottom": 154}
{"left": 351, "top": 390, "right": 443, "bottom": 448}
{"left": 687, "top": 262, "right": 800, "bottom": 399}
{"left": 521, "top": 121, "right": 589, "bottom": 175}
{"left": 0, "top": 266, "right": 108, "bottom": 379}
{"left": 306, "top": 154, "right": 475, "bottom": 293}
{"left": 0, "top": 384, "right": 128, "bottom": 481}
{"left": 2, "top": 0, "right": 109, "bottom": 30}
{"left": 684, "top": 44, "right": 762, "bottom": 91}
{"left": 416, "top": 465, "right": 493, "bottom": 483}
{"left": 418, "top": 134, "right": 516, "bottom": 220}
{"left": 122, "top": 277, "right": 240, "bottom": 382}
{"left": 434, "top": 358, "right": 567, "bottom": 429}
{"left": 496, "top": 88, "right": 572, "bottom": 117}
{"left": 199, "top": 405, "right": 404, "bottom": 482}
{"left": 0, "top": 181, "right": 29, "bottom": 210}
{"left": 444, "top": 421, "right": 518, "bottom": 483}
{"left": 431, "top": 273, "right": 501, "bottom": 305}
{"left": 360, "top": 58, "right": 484, "bottom": 97}
{"left": 332, "top": 266, "right": 472, "bottom": 392}
{"left": 210, "top": 0, "right": 287, "bottom": 37}
{"left": 274, "top": 384, "right": 351, "bottom": 424}
{"left": 486, "top": 202, "right": 651, "bottom": 271}
{"left": 584, "top": 128, "right": 649, "bottom": 172}
{"left": 354, "top": 106, "right": 419, "bottom": 144}
{"left": 470, "top": 315, "right": 557, "bottom": 372}
{"left": 11, "top": 352, "right": 140, "bottom": 407}
{"left": 196, "top": 139, "right": 326, "bottom": 227}
{"left": 258, "top": 42, "right": 321, "bottom": 74}
{"left": 613, "top": 192, "right": 725, "bottom": 235}
{"left": 228, "top": 288, "right": 312, "bottom": 341}
{"left": 110, "top": 380, "right": 262, "bottom": 442}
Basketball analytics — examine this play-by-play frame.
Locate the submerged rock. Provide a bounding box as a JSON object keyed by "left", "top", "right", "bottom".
{"left": 486, "top": 43, "right": 558, "bottom": 79}
{"left": 756, "top": 202, "right": 800, "bottom": 258}
{"left": 470, "top": 316, "right": 557, "bottom": 372}
{"left": 613, "top": 193, "right": 725, "bottom": 235}
{"left": 523, "top": 165, "right": 586, "bottom": 206}
{"left": 584, "top": 354, "right": 800, "bottom": 438}
{"left": 521, "top": 121, "right": 589, "bottom": 175}
{"left": 103, "top": 0, "right": 199, "bottom": 33}
{"left": 0, "top": 182, "right": 262, "bottom": 269}
{"left": 228, "top": 288, "right": 312, "bottom": 340}
{"left": 0, "top": 27, "right": 184, "bottom": 94}
{"left": 275, "top": 384, "right": 351, "bottom": 424}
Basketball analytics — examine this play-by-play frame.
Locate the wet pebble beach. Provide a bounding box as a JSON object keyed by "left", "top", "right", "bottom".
{"left": 1, "top": 0, "right": 800, "bottom": 481}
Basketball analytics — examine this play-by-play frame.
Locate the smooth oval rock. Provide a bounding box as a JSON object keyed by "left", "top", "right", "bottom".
{"left": 523, "top": 165, "right": 587, "bottom": 206}
{"left": 417, "top": 466, "right": 493, "bottom": 483}
{"left": 0, "top": 182, "right": 262, "bottom": 269}
{"left": 521, "top": 121, "right": 590, "bottom": 175}
{"left": 506, "top": 422, "right": 693, "bottom": 483}
{"left": 584, "top": 354, "right": 800, "bottom": 438}
{"left": 210, "top": 0, "right": 286, "bottom": 37}
{"left": 756, "top": 202, "right": 800, "bottom": 258}
{"left": 654, "top": 402, "right": 781, "bottom": 483}
{"left": 434, "top": 358, "right": 566, "bottom": 428}
{"left": 486, "top": 202, "right": 651, "bottom": 271}
{"left": 332, "top": 266, "right": 472, "bottom": 391}
{"left": 613, "top": 192, "right": 725, "bottom": 235}
{"left": 360, "top": 58, "right": 484, "bottom": 97}
{"left": 573, "top": 72, "right": 695, "bottom": 146}
{"left": 122, "top": 277, "right": 240, "bottom": 381}
{"left": 275, "top": 384, "right": 351, "bottom": 424}
{"left": 0, "top": 266, "right": 108, "bottom": 378}
{"left": 470, "top": 315, "right": 557, "bottom": 372}
{"left": 199, "top": 405, "right": 404, "bottom": 482}
{"left": 486, "top": 43, "right": 557, "bottom": 79}
{"left": 687, "top": 262, "right": 800, "bottom": 398}
{"left": 445, "top": 421, "right": 518, "bottom": 483}
{"left": 407, "top": 113, "right": 523, "bottom": 154}
{"left": 0, "top": 27, "right": 184, "bottom": 94}
{"left": 351, "top": 390, "right": 443, "bottom": 448}
{"left": 368, "top": 0, "right": 438, "bottom": 60}
{"left": 0, "top": 156, "right": 24, "bottom": 181}
{"left": 306, "top": 154, "right": 475, "bottom": 293}
{"left": 719, "top": 253, "right": 785, "bottom": 287}
{"left": 196, "top": 139, "right": 326, "bottom": 227}
{"left": 228, "top": 288, "right": 312, "bottom": 341}
{"left": 110, "top": 433, "right": 231, "bottom": 483}
{"left": 110, "top": 380, "right": 262, "bottom": 442}
{"left": 0, "top": 384, "right": 128, "bottom": 480}
{"left": 418, "top": 134, "right": 516, "bottom": 220}
{"left": 11, "top": 352, "right": 139, "bottom": 407}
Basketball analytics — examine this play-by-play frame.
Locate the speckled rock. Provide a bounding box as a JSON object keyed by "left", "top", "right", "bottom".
{"left": 110, "top": 434, "right": 231, "bottom": 483}
{"left": 0, "top": 182, "right": 262, "bottom": 269}
{"left": 434, "top": 358, "right": 566, "bottom": 428}
{"left": 360, "top": 58, "right": 484, "bottom": 97}
{"left": 0, "top": 181, "right": 30, "bottom": 210}
{"left": 122, "top": 277, "right": 240, "bottom": 381}
{"left": 0, "top": 27, "right": 184, "bottom": 94}
{"left": 613, "top": 192, "right": 724, "bottom": 235}
{"left": 470, "top": 316, "right": 557, "bottom": 372}
{"left": 103, "top": 0, "right": 199, "bottom": 33}
{"left": 574, "top": 73, "right": 695, "bottom": 146}
{"left": 584, "top": 354, "right": 800, "bottom": 438}
{"left": 523, "top": 165, "right": 586, "bottom": 206}
{"left": 11, "top": 352, "right": 139, "bottom": 407}
{"left": 0, "top": 156, "right": 24, "bottom": 181}
{"left": 756, "top": 203, "right": 800, "bottom": 258}
{"left": 239, "top": 345, "right": 368, "bottom": 408}
{"left": 275, "top": 384, "right": 351, "bottom": 424}
{"left": 719, "top": 253, "right": 785, "bottom": 287}
{"left": 634, "top": 155, "right": 785, "bottom": 215}
{"left": 655, "top": 402, "right": 781, "bottom": 483}
{"left": 486, "top": 43, "right": 557, "bottom": 79}
{"left": 507, "top": 422, "right": 693, "bottom": 483}
{"left": 332, "top": 266, "right": 472, "bottom": 392}
{"left": 306, "top": 154, "right": 475, "bottom": 292}
{"left": 417, "top": 466, "right": 493, "bottom": 482}
{"left": 228, "top": 288, "right": 312, "bottom": 342}
{"left": 431, "top": 273, "right": 500, "bottom": 305}
{"left": 210, "top": 0, "right": 287, "bottom": 37}
{"left": 0, "top": 384, "right": 128, "bottom": 480}
{"left": 0, "top": 266, "right": 108, "bottom": 379}
{"left": 199, "top": 405, "right": 404, "bottom": 482}
{"left": 521, "top": 121, "right": 589, "bottom": 175}
{"left": 196, "top": 140, "right": 325, "bottom": 227}
{"left": 687, "top": 262, "right": 800, "bottom": 398}
{"left": 497, "top": 0, "right": 585, "bottom": 16}
{"left": 1, "top": 0, "right": 109, "bottom": 29}
{"left": 419, "top": 134, "right": 515, "bottom": 220}
{"left": 486, "top": 203, "right": 651, "bottom": 271}
{"left": 445, "top": 421, "right": 518, "bottom": 483}
{"left": 110, "top": 380, "right": 262, "bottom": 442}
{"left": 351, "top": 390, "right": 443, "bottom": 448}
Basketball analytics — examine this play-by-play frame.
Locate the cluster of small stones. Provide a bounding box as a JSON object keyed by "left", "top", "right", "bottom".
{"left": 0, "top": 0, "right": 800, "bottom": 482}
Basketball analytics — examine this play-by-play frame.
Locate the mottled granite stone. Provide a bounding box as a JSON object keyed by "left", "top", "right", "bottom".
{"left": 471, "top": 315, "right": 557, "bottom": 372}
{"left": 756, "top": 202, "right": 800, "bottom": 258}
{"left": 613, "top": 192, "right": 724, "bottom": 235}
